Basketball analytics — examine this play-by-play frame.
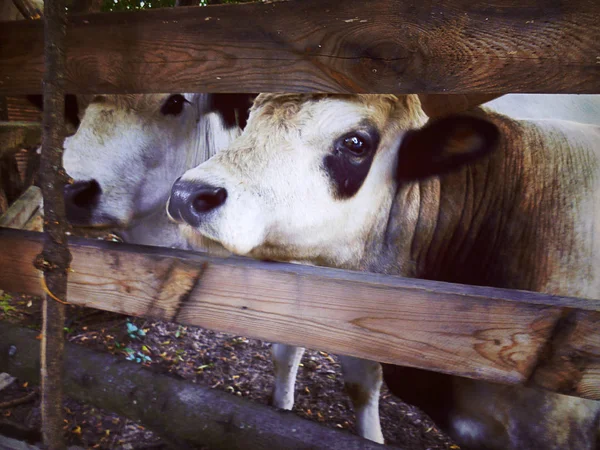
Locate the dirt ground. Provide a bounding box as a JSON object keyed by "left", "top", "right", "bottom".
{"left": 0, "top": 290, "right": 457, "bottom": 450}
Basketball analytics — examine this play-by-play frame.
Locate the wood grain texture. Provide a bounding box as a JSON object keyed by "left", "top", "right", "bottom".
{"left": 0, "top": 0, "right": 599, "bottom": 95}
{"left": 22, "top": 206, "right": 43, "bottom": 231}
{"left": 528, "top": 310, "right": 600, "bottom": 400}
{"left": 0, "top": 185, "right": 41, "bottom": 228}
{"left": 1, "top": 229, "right": 599, "bottom": 399}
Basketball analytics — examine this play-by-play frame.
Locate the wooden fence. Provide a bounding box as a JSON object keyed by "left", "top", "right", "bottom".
{"left": 1, "top": 227, "right": 599, "bottom": 401}
{"left": 0, "top": 0, "right": 599, "bottom": 95}
{"left": 0, "top": 0, "right": 599, "bottom": 412}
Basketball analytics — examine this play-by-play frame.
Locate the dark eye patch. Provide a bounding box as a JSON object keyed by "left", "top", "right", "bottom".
{"left": 322, "top": 125, "right": 380, "bottom": 200}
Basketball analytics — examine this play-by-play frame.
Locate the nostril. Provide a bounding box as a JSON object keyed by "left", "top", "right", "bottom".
{"left": 191, "top": 187, "right": 227, "bottom": 213}
{"left": 169, "top": 181, "right": 226, "bottom": 226}
{"left": 66, "top": 180, "right": 102, "bottom": 208}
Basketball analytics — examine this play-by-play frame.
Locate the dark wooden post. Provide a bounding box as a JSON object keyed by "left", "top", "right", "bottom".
{"left": 36, "top": 0, "right": 72, "bottom": 446}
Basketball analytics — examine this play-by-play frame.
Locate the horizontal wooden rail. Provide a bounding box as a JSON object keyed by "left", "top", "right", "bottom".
{"left": 0, "top": 0, "right": 599, "bottom": 95}
{"left": 0, "top": 227, "right": 598, "bottom": 400}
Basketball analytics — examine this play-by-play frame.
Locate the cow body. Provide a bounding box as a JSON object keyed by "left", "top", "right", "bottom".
{"left": 377, "top": 113, "right": 600, "bottom": 449}
{"left": 372, "top": 114, "right": 599, "bottom": 297}
{"left": 486, "top": 94, "right": 600, "bottom": 125}
{"left": 169, "top": 94, "right": 600, "bottom": 449}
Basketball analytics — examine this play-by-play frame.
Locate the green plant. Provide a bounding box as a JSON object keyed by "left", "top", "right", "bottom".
{"left": 0, "top": 293, "right": 15, "bottom": 314}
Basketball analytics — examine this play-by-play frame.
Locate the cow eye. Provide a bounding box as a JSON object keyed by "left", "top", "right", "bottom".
{"left": 161, "top": 94, "right": 188, "bottom": 116}
{"left": 336, "top": 132, "right": 373, "bottom": 157}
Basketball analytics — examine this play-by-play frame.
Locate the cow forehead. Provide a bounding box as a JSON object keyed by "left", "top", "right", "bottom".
{"left": 248, "top": 94, "right": 423, "bottom": 136}
{"left": 86, "top": 94, "right": 179, "bottom": 114}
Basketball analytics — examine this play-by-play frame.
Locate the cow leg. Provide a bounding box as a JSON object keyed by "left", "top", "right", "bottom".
{"left": 339, "top": 355, "right": 384, "bottom": 444}
{"left": 271, "top": 343, "right": 305, "bottom": 410}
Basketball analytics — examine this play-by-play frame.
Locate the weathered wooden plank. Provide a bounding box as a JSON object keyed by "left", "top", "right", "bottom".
{"left": 6, "top": 97, "right": 42, "bottom": 122}
{"left": 0, "top": 185, "right": 42, "bottom": 229}
{"left": 1, "top": 228, "right": 599, "bottom": 399}
{"left": 22, "top": 205, "right": 43, "bottom": 231}
{"left": 0, "top": 122, "right": 41, "bottom": 156}
{"left": 528, "top": 310, "right": 600, "bottom": 399}
{"left": 0, "top": 0, "right": 599, "bottom": 95}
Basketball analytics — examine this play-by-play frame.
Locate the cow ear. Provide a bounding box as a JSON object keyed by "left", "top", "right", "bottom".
{"left": 396, "top": 115, "right": 499, "bottom": 182}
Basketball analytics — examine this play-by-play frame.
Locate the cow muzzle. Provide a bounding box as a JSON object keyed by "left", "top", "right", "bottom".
{"left": 64, "top": 179, "right": 102, "bottom": 226}
{"left": 168, "top": 179, "right": 228, "bottom": 227}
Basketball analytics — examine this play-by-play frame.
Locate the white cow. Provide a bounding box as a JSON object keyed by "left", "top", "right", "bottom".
{"left": 486, "top": 94, "right": 600, "bottom": 124}
{"left": 168, "top": 93, "right": 600, "bottom": 449}
{"left": 62, "top": 93, "right": 253, "bottom": 250}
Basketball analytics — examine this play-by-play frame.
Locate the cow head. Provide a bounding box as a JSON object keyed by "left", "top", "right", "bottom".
{"left": 168, "top": 94, "right": 499, "bottom": 267}
{"left": 62, "top": 94, "right": 252, "bottom": 229}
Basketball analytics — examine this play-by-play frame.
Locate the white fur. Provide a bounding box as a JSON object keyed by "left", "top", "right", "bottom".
{"left": 339, "top": 355, "right": 384, "bottom": 443}
{"left": 271, "top": 344, "right": 305, "bottom": 410}
{"left": 177, "top": 95, "right": 411, "bottom": 267}
{"left": 485, "top": 94, "right": 600, "bottom": 124}
{"left": 63, "top": 94, "right": 242, "bottom": 248}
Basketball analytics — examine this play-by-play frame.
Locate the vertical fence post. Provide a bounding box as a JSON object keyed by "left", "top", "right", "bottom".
{"left": 36, "top": 0, "right": 71, "bottom": 446}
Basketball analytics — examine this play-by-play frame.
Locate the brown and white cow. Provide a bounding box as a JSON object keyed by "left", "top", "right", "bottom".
{"left": 59, "top": 92, "right": 389, "bottom": 442}
{"left": 168, "top": 93, "right": 600, "bottom": 449}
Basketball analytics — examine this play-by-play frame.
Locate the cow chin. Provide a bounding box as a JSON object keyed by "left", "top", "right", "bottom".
{"left": 179, "top": 207, "right": 268, "bottom": 257}
{"left": 66, "top": 209, "right": 126, "bottom": 229}
{"left": 67, "top": 199, "right": 135, "bottom": 230}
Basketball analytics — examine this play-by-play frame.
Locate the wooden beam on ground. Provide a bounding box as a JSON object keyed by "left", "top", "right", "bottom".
{"left": 0, "top": 185, "right": 42, "bottom": 229}
{"left": 0, "top": 228, "right": 599, "bottom": 400}
{"left": 0, "top": 0, "right": 599, "bottom": 95}
{"left": 0, "top": 322, "right": 390, "bottom": 450}
{"left": 0, "top": 122, "right": 41, "bottom": 156}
